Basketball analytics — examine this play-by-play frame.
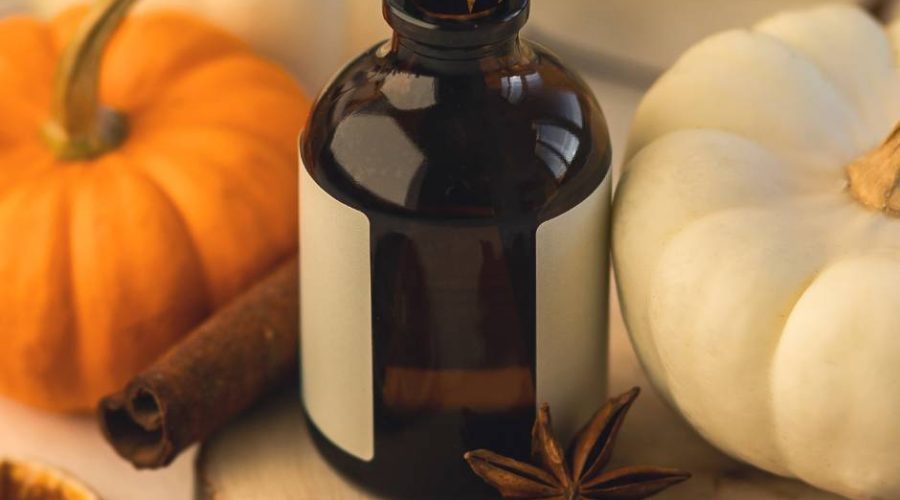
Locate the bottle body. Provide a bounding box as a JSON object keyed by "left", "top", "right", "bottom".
{"left": 299, "top": 9, "right": 611, "bottom": 497}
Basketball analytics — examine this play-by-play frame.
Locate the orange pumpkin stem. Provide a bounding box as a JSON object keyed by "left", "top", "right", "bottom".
{"left": 847, "top": 122, "right": 900, "bottom": 218}
{"left": 42, "top": 0, "right": 135, "bottom": 161}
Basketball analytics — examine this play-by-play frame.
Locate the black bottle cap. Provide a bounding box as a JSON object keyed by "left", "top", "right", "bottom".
{"left": 384, "top": 0, "right": 530, "bottom": 48}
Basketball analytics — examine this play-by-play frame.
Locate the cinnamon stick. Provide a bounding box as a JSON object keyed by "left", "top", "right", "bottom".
{"left": 98, "top": 256, "right": 299, "bottom": 469}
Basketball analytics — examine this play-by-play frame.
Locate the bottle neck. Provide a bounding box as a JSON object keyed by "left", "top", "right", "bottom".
{"left": 391, "top": 32, "right": 523, "bottom": 62}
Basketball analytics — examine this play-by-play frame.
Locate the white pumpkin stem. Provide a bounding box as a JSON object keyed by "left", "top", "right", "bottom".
{"left": 847, "top": 123, "right": 900, "bottom": 217}
{"left": 42, "top": 0, "right": 137, "bottom": 161}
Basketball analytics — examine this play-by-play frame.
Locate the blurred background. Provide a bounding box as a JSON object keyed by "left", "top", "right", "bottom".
{"left": 12, "top": 0, "right": 892, "bottom": 175}
{"left": 11, "top": 0, "right": 889, "bottom": 93}
{"left": 0, "top": 1, "right": 895, "bottom": 499}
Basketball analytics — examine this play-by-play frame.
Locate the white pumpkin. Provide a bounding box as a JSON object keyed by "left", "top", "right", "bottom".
{"left": 27, "top": 0, "right": 389, "bottom": 91}
{"left": 614, "top": 5, "right": 900, "bottom": 499}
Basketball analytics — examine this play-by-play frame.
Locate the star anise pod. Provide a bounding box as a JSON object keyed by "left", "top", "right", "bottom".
{"left": 464, "top": 388, "right": 691, "bottom": 499}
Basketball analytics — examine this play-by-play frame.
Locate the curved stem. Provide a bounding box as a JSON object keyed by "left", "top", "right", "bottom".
{"left": 847, "top": 123, "right": 900, "bottom": 217}
{"left": 42, "top": 0, "right": 137, "bottom": 161}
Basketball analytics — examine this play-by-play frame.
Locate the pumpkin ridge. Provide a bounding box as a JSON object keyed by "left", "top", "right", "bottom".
{"left": 763, "top": 256, "right": 894, "bottom": 489}
{"left": 765, "top": 264, "right": 829, "bottom": 471}
{"left": 134, "top": 117, "right": 297, "bottom": 162}
{"left": 136, "top": 125, "right": 299, "bottom": 182}
{"left": 66, "top": 157, "right": 211, "bottom": 407}
{"left": 649, "top": 205, "right": 831, "bottom": 472}
{"left": 0, "top": 18, "right": 56, "bottom": 109}
{"left": 757, "top": 5, "right": 898, "bottom": 145}
{"left": 143, "top": 65, "right": 310, "bottom": 122}
{"left": 626, "top": 29, "right": 864, "bottom": 171}
{"left": 135, "top": 95, "right": 306, "bottom": 155}
{"left": 0, "top": 173, "right": 85, "bottom": 410}
{"left": 0, "top": 56, "right": 52, "bottom": 131}
{"left": 0, "top": 90, "right": 49, "bottom": 130}
{"left": 98, "top": 12, "right": 254, "bottom": 111}
{"left": 146, "top": 53, "right": 303, "bottom": 99}
{"left": 100, "top": 43, "right": 251, "bottom": 114}
{"left": 135, "top": 123, "right": 299, "bottom": 174}
{"left": 120, "top": 158, "right": 214, "bottom": 314}
{"left": 750, "top": 29, "right": 867, "bottom": 143}
{"left": 124, "top": 140, "right": 291, "bottom": 306}
{"left": 0, "top": 146, "right": 57, "bottom": 200}
{"left": 59, "top": 174, "right": 86, "bottom": 409}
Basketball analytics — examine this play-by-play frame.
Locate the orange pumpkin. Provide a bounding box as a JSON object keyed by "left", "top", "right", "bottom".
{"left": 0, "top": 0, "right": 310, "bottom": 411}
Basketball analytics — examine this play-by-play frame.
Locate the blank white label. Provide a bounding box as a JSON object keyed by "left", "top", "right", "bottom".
{"left": 536, "top": 175, "right": 611, "bottom": 444}
{"left": 299, "top": 163, "right": 374, "bottom": 461}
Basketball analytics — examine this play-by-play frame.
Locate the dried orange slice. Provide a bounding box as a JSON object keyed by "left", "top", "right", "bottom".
{"left": 0, "top": 459, "right": 97, "bottom": 500}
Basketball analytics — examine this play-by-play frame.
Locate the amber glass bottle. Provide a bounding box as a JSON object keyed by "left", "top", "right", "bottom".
{"left": 299, "top": 1, "right": 611, "bottom": 498}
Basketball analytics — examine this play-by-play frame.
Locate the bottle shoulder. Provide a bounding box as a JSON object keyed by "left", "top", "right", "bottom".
{"left": 301, "top": 39, "right": 611, "bottom": 221}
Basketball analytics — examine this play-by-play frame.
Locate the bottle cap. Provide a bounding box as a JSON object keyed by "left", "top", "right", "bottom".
{"left": 384, "top": 0, "right": 529, "bottom": 48}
